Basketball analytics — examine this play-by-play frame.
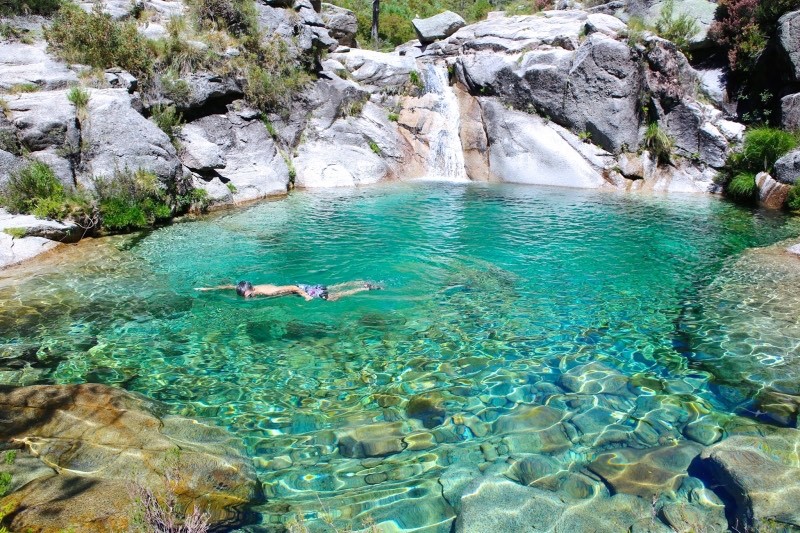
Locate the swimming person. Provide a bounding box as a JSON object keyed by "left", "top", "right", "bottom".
{"left": 194, "top": 280, "right": 381, "bottom": 301}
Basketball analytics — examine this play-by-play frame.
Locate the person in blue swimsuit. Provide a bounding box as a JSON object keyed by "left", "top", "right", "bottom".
{"left": 195, "top": 280, "right": 381, "bottom": 301}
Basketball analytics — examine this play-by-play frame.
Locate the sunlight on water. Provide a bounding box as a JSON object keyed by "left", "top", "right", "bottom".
{"left": 2, "top": 183, "right": 800, "bottom": 530}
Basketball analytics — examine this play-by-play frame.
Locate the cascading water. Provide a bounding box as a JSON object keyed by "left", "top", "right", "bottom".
{"left": 420, "top": 62, "right": 469, "bottom": 181}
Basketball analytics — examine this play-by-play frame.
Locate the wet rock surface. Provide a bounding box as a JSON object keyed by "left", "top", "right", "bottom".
{"left": 0, "top": 383, "right": 261, "bottom": 532}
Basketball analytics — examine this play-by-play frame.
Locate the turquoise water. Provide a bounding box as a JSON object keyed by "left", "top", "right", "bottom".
{"left": 2, "top": 183, "right": 800, "bottom": 530}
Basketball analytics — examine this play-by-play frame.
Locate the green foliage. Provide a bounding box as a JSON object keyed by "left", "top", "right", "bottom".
{"left": 368, "top": 139, "right": 381, "bottom": 154}
{"left": 262, "top": 116, "right": 277, "bottom": 139}
{"left": 243, "top": 37, "right": 312, "bottom": 113}
{"left": 408, "top": 70, "right": 423, "bottom": 89}
{"left": 3, "top": 452, "right": 16, "bottom": 466}
{"left": 643, "top": 123, "right": 673, "bottom": 165}
{"left": 787, "top": 183, "right": 800, "bottom": 211}
{"left": 578, "top": 130, "right": 592, "bottom": 143}
{"left": 625, "top": 16, "right": 647, "bottom": 47}
{"left": 3, "top": 228, "right": 26, "bottom": 239}
{"left": 0, "top": 161, "right": 64, "bottom": 215}
{"left": 0, "top": 131, "right": 20, "bottom": 156}
{"left": 730, "top": 127, "right": 798, "bottom": 174}
{"left": 67, "top": 86, "right": 90, "bottom": 111}
{"left": 94, "top": 169, "right": 172, "bottom": 231}
{"left": 0, "top": 0, "right": 61, "bottom": 16}
{"left": 159, "top": 71, "right": 193, "bottom": 104}
{"left": 0, "top": 472, "right": 9, "bottom": 497}
{"left": 150, "top": 104, "right": 184, "bottom": 145}
{"left": 654, "top": 0, "right": 699, "bottom": 51}
{"left": 47, "top": 3, "right": 153, "bottom": 81}
{"left": 388, "top": 112, "right": 399, "bottom": 122}
{"left": 726, "top": 172, "right": 758, "bottom": 202}
{"left": 226, "top": 181, "right": 237, "bottom": 193}
{"left": 187, "top": 0, "right": 258, "bottom": 36}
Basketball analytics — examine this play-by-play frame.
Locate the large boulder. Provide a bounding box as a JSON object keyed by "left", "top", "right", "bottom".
{"left": 779, "top": 10, "right": 800, "bottom": 81}
{"left": 255, "top": 1, "right": 336, "bottom": 58}
{"left": 180, "top": 105, "right": 291, "bottom": 203}
{"left": 0, "top": 384, "right": 261, "bottom": 531}
{"left": 782, "top": 92, "right": 800, "bottom": 131}
{"left": 412, "top": 11, "right": 466, "bottom": 45}
{"left": 83, "top": 89, "right": 182, "bottom": 183}
{"left": 6, "top": 89, "right": 78, "bottom": 154}
{"left": 700, "top": 429, "right": 800, "bottom": 529}
{"left": 330, "top": 48, "right": 417, "bottom": 92}
{"left": 321, "top": 2, "right": 358, "bottom": 47}
{"left": 774, "top": 149, "right": 800, "bottom": 185}
{"left": 478, "top": 100, "right": 608, "bottom": 188}
{"left": 456, "top": 29, "right": 643, "bottom": 153}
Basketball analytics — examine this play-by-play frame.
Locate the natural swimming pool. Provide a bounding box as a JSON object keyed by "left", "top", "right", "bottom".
{"left": 2, "top": 183, "right": 800, "bottom": 530}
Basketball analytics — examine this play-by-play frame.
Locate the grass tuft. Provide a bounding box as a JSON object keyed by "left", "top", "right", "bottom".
{"left": 643, "top": 123, "right": 673, "bottom": 165}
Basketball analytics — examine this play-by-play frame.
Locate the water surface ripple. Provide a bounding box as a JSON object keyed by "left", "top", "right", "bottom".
{"left": 2, "top": 183, "right": 799, "bottom": 531}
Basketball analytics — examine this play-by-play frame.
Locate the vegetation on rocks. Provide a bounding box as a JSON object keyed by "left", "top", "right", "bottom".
{"left": 47, "top": 3, "right": 153, "bottom": 81}
{"left": 0, "top": 161, "right": 205, "bottom": 233}
{"left": 721, "top": 127, "right": 799, "bottom": 203}
{"left": 643, "top": 123, "right": 673, "bottom": 165}
{"left": 0, "top": 161, "right": 88, "bottom": 221}
{"left": 653, "top": 0, "right": 699, "bottom": 52}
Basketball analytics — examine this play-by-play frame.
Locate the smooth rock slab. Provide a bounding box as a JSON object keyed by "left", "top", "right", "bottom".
{"left": 700, "top": 429, "right": 800, "bottom": 529}
{"left": 0, "top": 383, "right": 261, "bottom": 531}
{"left": 0, "top": 41, "right": 78, "bottom": 91}
{"left": 588, "top": 442, "right": 703, "bottom": 499}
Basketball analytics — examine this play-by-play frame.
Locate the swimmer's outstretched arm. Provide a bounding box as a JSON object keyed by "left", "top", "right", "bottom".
{"left": 194, "top": 285, "right": 236, "bottom": 291}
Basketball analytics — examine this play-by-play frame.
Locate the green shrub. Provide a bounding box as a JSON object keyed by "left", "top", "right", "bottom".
{"left": 388, "top": 112, "right": 399, "bottom": 122}
{"left": 243, "top": 38, "right": 313, "bottom": 113}
{"left": 47, "top": 3, "right": 153, "bottom": 81}
{"left": 187, "top": 0, "right": 257, "bottom": 36}
{"left": 786, "top": 183, "right": 800, "bottom": 211}
{"left": 150, "top": 104, "right": 183, "bottom": 145}
{"left": 643, "top": 123, "right": 673, "bottom": 165}
{"left": 654, "top": 0, "right": 699, "bottom": 52}
{"left": 731, "top": 127, "right": 798, "bottom": 174}
{"left": 95, "top": 169, "right": 173, "bottom": 231}
{"left": 726, "top": 171, "right": 758, "bottom": 202}
{"left": 0, "top": 161, "right": 64, "bottom": 214}
{"left": 67, "top": 86, "right": 90, "bottom": 111}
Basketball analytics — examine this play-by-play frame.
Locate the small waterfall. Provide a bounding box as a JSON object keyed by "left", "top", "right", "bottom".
{"left": 420, "top": 63, "right": 468, "bottom": 182}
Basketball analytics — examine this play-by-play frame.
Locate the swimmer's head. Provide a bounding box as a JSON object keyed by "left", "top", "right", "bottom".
{"left": 236, "top": 280, "right": 254, "bottom": 297}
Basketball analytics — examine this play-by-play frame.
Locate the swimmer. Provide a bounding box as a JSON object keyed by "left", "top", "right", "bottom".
{"left": 194, "top": 280, "right": 382, "bottom": 301}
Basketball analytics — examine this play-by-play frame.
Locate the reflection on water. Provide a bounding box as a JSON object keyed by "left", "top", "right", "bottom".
{"left": 1, "top": 183, "right": 800, "bottom": 530}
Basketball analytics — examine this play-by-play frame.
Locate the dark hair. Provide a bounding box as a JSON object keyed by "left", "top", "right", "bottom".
{"left": 236, "top": 280, "right": 253, "bottom": 297}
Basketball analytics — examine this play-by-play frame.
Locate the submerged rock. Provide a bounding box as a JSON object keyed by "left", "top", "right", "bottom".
{"left": 700, "top": 429, "right": 800, "bottom": 529}
{"left": 0, "top": 383, "right": 261, "bottom": 531}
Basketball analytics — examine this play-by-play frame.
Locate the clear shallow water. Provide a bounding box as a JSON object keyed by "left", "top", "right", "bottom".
{"left": 2, "top": 183, "right": 800, "bottom": 530}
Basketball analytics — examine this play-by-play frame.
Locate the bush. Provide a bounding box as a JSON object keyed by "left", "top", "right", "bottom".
{"left": 786, "top": 183, "right": 800, "bottom": 211}
{"left": 187, "top": 0, "right": 257, "bottom": 36}
{"left": 243, "top": 38, "right": 312, "bottom": 113}
{"left": 0, "top": 161, "right": 64, "bottom": 214}
{"left": 654, "top": 0, "right": 699, "bottom": 51}
{"left": 150, "top": 104, "right": 184, "bottom": 145}
{"left": 726, "top": 171, "right": 758, "bottom": 202}
{"left": 47, "top": 3, "right": 152, "bottom": 81}
{"left": 94, "top": 169, "right": 172, "bottom": 231}
{"left": 730, "top": 127, "right": 798, "bottom": 174}
{"left": 0, "top": 161, "right": 90, "bottom": 221}
{"left": 643, "top": 123, "right": 673, "bottom": 165}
